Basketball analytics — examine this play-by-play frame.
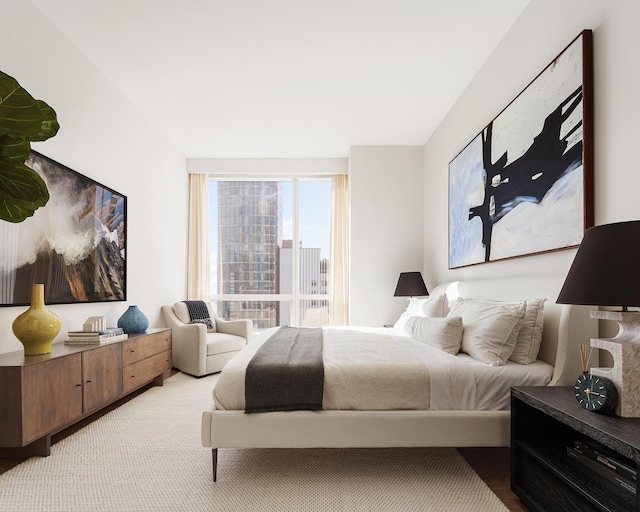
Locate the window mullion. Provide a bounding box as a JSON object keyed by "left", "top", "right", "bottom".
{"left": 291, "top": 177, "right": 300, "bottom": 325}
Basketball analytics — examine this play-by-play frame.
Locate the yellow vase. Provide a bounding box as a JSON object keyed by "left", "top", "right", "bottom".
{"left": 12, "top": 284, "right": 61, "bottom": 356}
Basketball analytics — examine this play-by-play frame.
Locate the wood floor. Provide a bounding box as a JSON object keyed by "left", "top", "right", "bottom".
{"left": 458, "top": 447, "right": 529, "bottom": 511}
{"left": 0, "top": 383, "right": 528, "bottom": 512}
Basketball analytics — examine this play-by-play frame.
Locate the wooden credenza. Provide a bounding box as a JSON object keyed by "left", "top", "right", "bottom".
{"left": 0, "top": 328, "right": 171, "bottom": 457}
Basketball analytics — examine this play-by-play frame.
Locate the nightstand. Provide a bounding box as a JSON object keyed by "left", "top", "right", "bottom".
{"left": 511, "top": 386, "right": 640, "bottom": 512}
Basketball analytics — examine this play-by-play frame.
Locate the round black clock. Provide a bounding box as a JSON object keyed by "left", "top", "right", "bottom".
{"left": 574, "top": 373, "right": 618, "bottom": 413}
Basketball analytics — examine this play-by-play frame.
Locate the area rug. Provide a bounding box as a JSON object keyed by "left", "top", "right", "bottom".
{"left": 0, "top": 372, "right": 508, "bottom": 511}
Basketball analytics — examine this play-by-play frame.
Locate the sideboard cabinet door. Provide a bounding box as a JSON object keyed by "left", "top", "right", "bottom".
{"left": 22, "top": 354, "right": 83, "bottom": 444}
{"left": 82, "top": 343, "right": 123, "bottom": 414}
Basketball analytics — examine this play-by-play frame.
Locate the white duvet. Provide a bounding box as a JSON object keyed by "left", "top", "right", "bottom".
{"left": 213, "top": 326, "right": 553, "bottom": 412}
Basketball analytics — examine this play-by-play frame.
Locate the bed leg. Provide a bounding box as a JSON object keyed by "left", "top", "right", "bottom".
{"left": 212, "top": 448, "right": 218, "bottom": 482}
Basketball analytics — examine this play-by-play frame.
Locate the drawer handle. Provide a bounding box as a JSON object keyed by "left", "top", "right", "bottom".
{"left": 76, "top": 384, "right": 82, "bottom": 387}
{"left": 86, "top": 380, "right": 92, "bottom": 383}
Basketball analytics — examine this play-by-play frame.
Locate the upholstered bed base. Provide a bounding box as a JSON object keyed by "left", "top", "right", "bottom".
{"left": 201, "top": 275, "right": 598, "bottom": 481}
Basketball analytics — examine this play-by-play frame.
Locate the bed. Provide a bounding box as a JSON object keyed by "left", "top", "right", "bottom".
{"left": 201, "top": 276, "right": 597, "bottom": 481}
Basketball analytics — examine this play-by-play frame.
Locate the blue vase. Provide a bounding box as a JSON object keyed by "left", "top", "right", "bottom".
{"left": 117, "top": 305, "right": 149, "bottom": 334}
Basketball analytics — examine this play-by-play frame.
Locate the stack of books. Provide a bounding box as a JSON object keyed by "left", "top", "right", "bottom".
{"left": 567, "top": 440, "right": 637, "bottom": 495}
{"left": 65, "top": 327, "right": 128, "bottom": 345}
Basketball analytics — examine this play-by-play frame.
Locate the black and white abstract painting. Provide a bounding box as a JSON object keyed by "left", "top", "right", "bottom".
{"left": 449, "top": 31, "right": 593, "bottom": 269}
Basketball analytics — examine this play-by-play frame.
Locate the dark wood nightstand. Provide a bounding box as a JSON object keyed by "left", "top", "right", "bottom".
{"left": 511, "top": 386, "right": 640, "bottom": 512}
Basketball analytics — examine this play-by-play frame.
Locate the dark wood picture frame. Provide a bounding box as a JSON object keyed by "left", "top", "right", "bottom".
{"left": 448, "top": 30, "right": 594, "bottom": 269}
{"left": 0, "top": 151, "right": 127, "bottom": 306}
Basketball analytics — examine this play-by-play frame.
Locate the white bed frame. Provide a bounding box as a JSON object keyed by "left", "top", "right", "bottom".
{"left": 201, "top": 276, "right": 597, "bottom": 480}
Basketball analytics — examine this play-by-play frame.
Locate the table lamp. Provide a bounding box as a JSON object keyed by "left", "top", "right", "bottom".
{"left": 557, "top": 220, "right": 640, "bottom": 416}
{"left": 394, "top": 272, "right": 429, "bottom": 298}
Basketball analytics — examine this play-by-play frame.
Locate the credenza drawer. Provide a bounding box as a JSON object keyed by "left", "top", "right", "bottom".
{"left": 122, "top": 330, "right": 171, "bottom": 367}
{"left": 122, "top": 350, "right": 171, "bottom": 393}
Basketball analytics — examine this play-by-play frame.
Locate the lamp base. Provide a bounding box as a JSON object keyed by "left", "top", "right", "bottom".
{"left": 590, "top": 310, "right": 640, "bottom": 343}
{"left": 589, "top": 310, "right": 640, "bottom": 417}
{"left": 591, "top": 338, "right": 640, "bottom": 417}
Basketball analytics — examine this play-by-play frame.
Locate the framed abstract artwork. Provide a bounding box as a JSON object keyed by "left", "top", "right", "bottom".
{"left": 448, "top": 30, "right": 594, "bottom": 269}
{"left": 0, "top": 151, "right": 127, "bottom": 305}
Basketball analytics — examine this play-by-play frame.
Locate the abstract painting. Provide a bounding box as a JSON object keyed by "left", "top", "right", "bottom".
{"left": 0, "top": 151, "right": 127, "bottom": 305}
{"left": 449, "top": 30, "right": 594, "bottom": 269}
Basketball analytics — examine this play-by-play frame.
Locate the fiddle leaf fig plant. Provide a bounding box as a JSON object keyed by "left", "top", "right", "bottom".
{"left": 0, "top": 71, "right": 60, "bottom": 223}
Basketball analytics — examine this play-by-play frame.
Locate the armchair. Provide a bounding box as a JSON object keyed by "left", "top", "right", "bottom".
{"left": 161, "top": 302, "right": 252, "bottom": 377}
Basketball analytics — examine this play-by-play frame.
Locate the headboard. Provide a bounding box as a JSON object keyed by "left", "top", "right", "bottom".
{"left": 430, "top": 275, "right": 598, "bottom": 386}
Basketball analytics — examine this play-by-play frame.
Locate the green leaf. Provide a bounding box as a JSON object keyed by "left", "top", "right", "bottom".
{"left": 33, "top": 100, "right": 60, "bottom": 141}
{"left": 0, "top": 72, "right": 43, "bottom": 140}
{"left": 0, "top": 135, "right": 31, "bottom": 163}
{"left": 0, "top": 159, "right": 49, "bottom": 223}
{"left": 0, "top": 70, "right": 59, "bottom": 222}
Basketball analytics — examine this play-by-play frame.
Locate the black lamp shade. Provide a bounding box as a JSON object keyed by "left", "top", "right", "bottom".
{"left": 394, "top": 272, "right": 429, "bottom": 297}
{"left": 557, "top": 220, "right": 640, "bottom": 308}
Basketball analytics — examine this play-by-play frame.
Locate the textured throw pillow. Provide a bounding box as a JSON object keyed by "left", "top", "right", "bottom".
{"left": 447, "top": 298, "right": 526, "bottom": 366}
{"left": 404, "top": 316, "right": 463, "bottom": 355}
{"left": 394, "top": 294, "right": 447, "bottom": 331}
{"left": 509, "top": 298, "right": 546, "bottom": 364}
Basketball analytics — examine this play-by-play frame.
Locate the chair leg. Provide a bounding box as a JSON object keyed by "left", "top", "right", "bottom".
{"left": 212, "top": 448, "right": 218, "bottom": 482}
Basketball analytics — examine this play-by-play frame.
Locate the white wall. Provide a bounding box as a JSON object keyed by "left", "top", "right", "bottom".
{"left": 349, "top": 146, "right": 424, "bottom": 326}
{"left": 424, "top": 0, "right": 639, "bottom": 290}
{"left": 0, "top": 0, "right": 187, "bottom": 354}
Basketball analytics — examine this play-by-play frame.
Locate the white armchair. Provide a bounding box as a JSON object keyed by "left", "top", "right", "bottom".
{"left": 161, "top": 302, "right": 252, "bottom": 377}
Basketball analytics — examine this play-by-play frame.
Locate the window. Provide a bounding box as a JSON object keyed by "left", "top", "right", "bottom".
{"left": 209, "top": 178, "right": 331, "bottom": 329}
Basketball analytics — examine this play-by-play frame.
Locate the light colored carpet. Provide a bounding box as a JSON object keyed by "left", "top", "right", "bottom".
{"left": 0, "top": 372, "right": 508, "bottom": 511}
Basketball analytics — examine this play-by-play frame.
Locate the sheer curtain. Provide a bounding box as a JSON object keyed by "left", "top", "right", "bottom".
{"left": 329, "top": 174, "right": 349, "bottom": 325}
{"left": 186, "top": 173, "right": 210, "bottom": 300}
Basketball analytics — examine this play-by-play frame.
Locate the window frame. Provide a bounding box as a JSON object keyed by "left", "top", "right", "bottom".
{"left": 208, "top": 175, "right": 331, "bottom": 328}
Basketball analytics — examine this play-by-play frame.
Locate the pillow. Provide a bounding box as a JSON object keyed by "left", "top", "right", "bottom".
{"left": 509, "top": 298, "right": 546, "bottom": 364}
{"left": 447, "top": 298, "right": 526, "bottom": 366}
{"left": 404, "top": 316, "right": 463, "bottom": 355}
{"left": 406, "top": 294, "right": 447, "bottom": 317}
{"left": 394, "top": 294, "right": 447, "bottom": 331}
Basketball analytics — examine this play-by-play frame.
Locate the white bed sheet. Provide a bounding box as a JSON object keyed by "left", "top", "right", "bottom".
{"left": 213, "top": 326, "right": 553, "bottom": 412}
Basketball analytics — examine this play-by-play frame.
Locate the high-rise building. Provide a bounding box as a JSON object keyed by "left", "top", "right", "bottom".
{"left": 217, "top": 181, "right": 282, "bottom": 329}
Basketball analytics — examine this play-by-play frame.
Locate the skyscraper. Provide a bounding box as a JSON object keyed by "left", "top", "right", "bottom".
{"left": 217, "top": 181, "right": 282, "bottom": 329}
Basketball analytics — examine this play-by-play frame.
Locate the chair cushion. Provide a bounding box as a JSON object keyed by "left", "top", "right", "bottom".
{"left": 173, "top": 302, "right": 217, "bottom": 332}
{"left": 206, "top": 332, "right": 246, "bottom": 355}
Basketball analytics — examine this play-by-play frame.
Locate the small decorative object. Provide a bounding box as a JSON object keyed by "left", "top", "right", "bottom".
{"left": 11, "top": 283, "right": 61, "bottom": 355}
{"left": 575, "top": 373, "right": 618, "bottom": 414}
{"left": 574, "top": 344, "right": 618, "bottom": 413}
{"left": 117, "top": 305, "right": 149, "bottom": 334}
{"left": 558, "top": 220, "right": 640, "bottom": 417}
{"left": 448, "top": 30, "right": 594, "bottom": 269}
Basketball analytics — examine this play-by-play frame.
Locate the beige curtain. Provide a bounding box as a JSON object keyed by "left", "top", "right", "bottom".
{"left": 329, "top": 174, "right": 349, "bottom": 325}
{"left": 186, "top": 173, "right": 210, "bottom": 300}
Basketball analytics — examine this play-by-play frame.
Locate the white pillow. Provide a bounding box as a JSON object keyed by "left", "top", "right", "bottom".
{"left": 509, "top": 298, "right": 546, "bottom": 364}
{"left": 404, "top": 316, "right": 463, "bottom": 355}
{"left": 447, "top": 298, "right": 526, "bottom": 366}
{"left": 394, "top": 294, "right": 447, "bottom": 331}
{"left": 406, "top": 294, "right": 447, "bottom": 317}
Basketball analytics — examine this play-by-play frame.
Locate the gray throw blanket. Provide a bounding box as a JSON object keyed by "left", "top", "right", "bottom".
{"left": 245, "top": 326, "right": 324, "bottom": 413}
{"left": 182, "top": 300, "right": 214, "bottom": 329}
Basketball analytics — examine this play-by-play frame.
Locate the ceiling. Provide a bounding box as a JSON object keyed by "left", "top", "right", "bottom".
{"left": 32, "top": 0, "right": 529, "bottom": 158}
